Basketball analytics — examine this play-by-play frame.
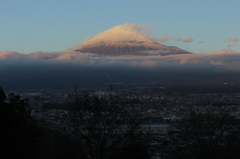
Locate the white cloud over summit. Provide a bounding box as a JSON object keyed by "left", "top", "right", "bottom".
{"left": 72, "top": 24, "right": 155, "bottom": 50}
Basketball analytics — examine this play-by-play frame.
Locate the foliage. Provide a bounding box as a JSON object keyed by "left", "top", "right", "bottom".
{"left": 169, "top": 106, "right": 240, "bottom": 159}
{"left": 66, "top": 90, "right": 150, "bottom": 159}
{"left": 0, "top": 87, "right": 40, "bottom": 159}
{"left": 35, "top": 128, "right": 84, "bottom": 159}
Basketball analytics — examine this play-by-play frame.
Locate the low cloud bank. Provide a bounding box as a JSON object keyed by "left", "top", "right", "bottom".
{"left": 1, "top": 49, "right": 240, "bottom": 71}
{"left": 1, "top": 50, "right": 240, "bottom": 89}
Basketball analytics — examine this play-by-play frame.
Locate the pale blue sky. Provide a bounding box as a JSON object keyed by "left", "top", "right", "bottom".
{"left": 1, "top": 0, "right": 239, "bottom": 53}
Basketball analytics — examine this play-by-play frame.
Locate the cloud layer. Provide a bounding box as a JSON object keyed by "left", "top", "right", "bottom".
{"left": 156, "top": 36, "right": 169, "bottom": 42}
{"left": 1, "top": 49, "right": 240, "bottom": 89}
{"left": 224, "top": 37, "right": 239, "bottom": 42}
{"left": 182, "top": 37, "right": 194, "bottom": 43}
{"left": 1, "top": 49, "right": 240, "bottom": 70}
{"left": 173, "top": 37, "right": 194, "bottom": 43}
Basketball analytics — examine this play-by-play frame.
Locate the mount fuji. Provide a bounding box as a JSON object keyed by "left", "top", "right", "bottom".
{"left": 73, "top": 24, "right": 191, "bottom": 56}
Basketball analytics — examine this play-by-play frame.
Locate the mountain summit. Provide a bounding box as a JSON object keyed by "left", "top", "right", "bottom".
{"left": 74, "top": 24, "right": 191, "bottom": 56}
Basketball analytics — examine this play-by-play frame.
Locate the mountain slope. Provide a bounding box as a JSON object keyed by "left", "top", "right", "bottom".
{"left": 74, "top": 24, "right": 191, "bottom": 56}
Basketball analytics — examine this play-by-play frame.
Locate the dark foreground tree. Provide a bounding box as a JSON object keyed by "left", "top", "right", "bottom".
{"left": 35, "top": 128, "right": 85, "bottom": 159}
{"left": 169, "top": 106, "right": 240, "bottom": 159}
{"left": 66, "top": 90, "right": 150, "bottom": 159}
{"left": 0, "top": 87, "right": 40, "bottom": 159}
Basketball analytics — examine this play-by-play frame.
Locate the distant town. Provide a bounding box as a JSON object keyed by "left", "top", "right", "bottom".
{"left": 5, "top": 80, "right": 240, "bottom": 159}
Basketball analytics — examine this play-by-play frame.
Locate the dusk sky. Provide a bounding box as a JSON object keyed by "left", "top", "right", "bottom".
{"left": 1, "top": 0, "right": 240, "bottom": 54}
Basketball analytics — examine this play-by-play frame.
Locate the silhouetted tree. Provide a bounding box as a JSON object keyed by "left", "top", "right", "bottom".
{"left": 66, "top": 90, "right": 150, "bottom": 159}
{"left": 169, "top": 106, "right": 240, "bottom": 159}
{"left": 0, "top": 87, "right": 6, "bottom": 102}
{"left": 0, "top": 87, "right": 40, "bottom": 159}
{"left": 35, "top": 128, "right": 85, "bottom": 159}
{"left": 110, "top": 128, "right": 150, "bottom": 159}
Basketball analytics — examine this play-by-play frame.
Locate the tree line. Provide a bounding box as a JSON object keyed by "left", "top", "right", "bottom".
{"left": 0, "top": 87, "right": 150, "bottom": 159}
{"left": 1, "top": 86, "right": 240, "bottom": 159}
